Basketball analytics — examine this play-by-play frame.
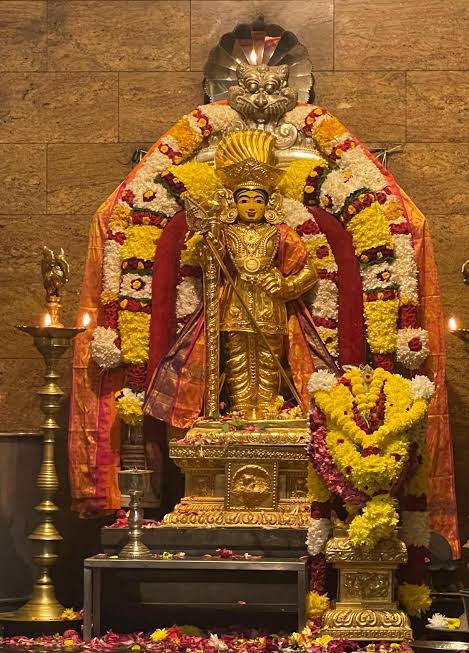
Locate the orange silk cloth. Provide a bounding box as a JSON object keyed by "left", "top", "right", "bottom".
{"left": 403, "top": 191, "right": 460, "bottom": 557}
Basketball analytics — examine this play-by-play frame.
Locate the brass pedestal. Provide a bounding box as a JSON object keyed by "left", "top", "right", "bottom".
{"left": 164, "top": 419, "right": 310, "bottom": 528}
{"left": 322, "top": 535, "right": 413, "bottom": 641}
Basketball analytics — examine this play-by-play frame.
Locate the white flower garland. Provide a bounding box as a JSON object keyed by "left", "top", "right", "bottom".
{"left": 90, "top": 327, "right": 122, "bottom": 369}
{"left": 411, "top": 375, "right": 435, "bottom": 402}
{"left": 308, "top": 369, "right": 337, "bottom": 394}
{"left": 282, "top": 197, "right": 311, "bottom": 229}
{"left": 306, "top": 517, "right": 331, "bottom": 556}
{"left": 310, "top": 279, "right": 339, "bottom": 320}
{"left": 120, "top": 274, "right": 152, "bottom": 301}
{"left": 299, "top": 104, "right": 429, "bottom": 371}
{"left": 393, "top": 234, "right": 419, "bottom": 304}
{"left": 361, "top": 260, "right": 395, "bottom": 291}
{"left": 396, "top": 327, "right": 429, "bottom": 370}
{"left": 175, "top": 276, "right": 203, "bottom": 321}
{"left": 101, "top": 240, "right": 122, "bottom": 296}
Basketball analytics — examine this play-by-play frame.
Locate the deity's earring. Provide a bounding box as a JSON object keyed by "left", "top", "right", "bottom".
{"left": 264, "top": 191, "right": 283, "bottom": 225}
{"left": 215, "top": 188, "right": 238, "bottom": 223}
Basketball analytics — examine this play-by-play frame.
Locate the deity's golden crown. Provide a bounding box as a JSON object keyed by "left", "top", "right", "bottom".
{"left": 215, "top": 130, "right": 283, "bottom": 194}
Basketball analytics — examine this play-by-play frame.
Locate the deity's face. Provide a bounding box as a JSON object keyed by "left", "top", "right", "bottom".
{"left": 235, "top": 189, "right": 267, "bottom": 224}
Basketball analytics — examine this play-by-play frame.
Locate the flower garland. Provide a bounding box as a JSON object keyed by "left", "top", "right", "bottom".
{"left": 308, "top": 366, "right": 434, "bottom": 616}
{"left": 92, "top": 101, "right": 429, "bottom": 427}
{"left": 283, "top": 105, "right": 428, "bottom": 372}
{"left": 91, "top": 105, "right": 239, "bottom": 425}
{"left": 282, "top": 198, "right": 339, "bottom": 358}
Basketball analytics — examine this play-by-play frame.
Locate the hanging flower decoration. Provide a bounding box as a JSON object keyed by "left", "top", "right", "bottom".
{"left": 283, "top": 105, "right": 428, "bottom": 372}
{"left": 308, "top": 366, "right": 434, "bottom": 615}
{"left": 91, "top": 105, "right": 238, "bottom": 425}
{"left": 282, "top": 198, "right": 339, "bottom": 358}
{"left": 91, "top": 100, "right": 429, "bottom": 431}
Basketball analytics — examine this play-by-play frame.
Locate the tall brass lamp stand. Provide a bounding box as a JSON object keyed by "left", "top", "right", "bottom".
{"left": 0, "top": 325, "right": 84, "bottom": 622}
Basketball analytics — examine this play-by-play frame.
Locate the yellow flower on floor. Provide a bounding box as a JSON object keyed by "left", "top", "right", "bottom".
{"left": 64, "top": 640, "right": 75, "bottom": 648}
{"left": 306, "top": 591, "right": 330, "bottom": 618}
{"left": 315, "top": 634, "right": 334, "bottom": 647}
{"left": 131, "top": 645, "right": 141, "bottom": 651}
{"left": 150, "top": 628, "right": 168, "bottom": 642}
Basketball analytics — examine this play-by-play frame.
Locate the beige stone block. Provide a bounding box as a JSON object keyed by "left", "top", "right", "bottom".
{"left": 407, "top": 72, "right": 469, "bottom": 143}
{"left": 0, "top": 357, "right": 71, "bottom": 432}
{"left": 0, "top": 1, "right": 47, "bottom": 72}
{"left": 0, "top": 145, "right": 46, "bottom": 214}
{"left": 387, "top": 144, "right": 469, "bottom": 215}
{"left": 0, "top": 73, "right": 118, "bottom": 143}
{"left": 48, "top": 1, "right": 190, "bottom": 72}
{"left": 190, "top": 1, "right": 333, "bottom": 72}
{"left": 0, "top": 213, "right": 90, "bottom": 357}
{"left": 47, "top": 143, "right": 147, "bottom": 214}
{"left": 119, "top": 72, "right": 203, "bottom": 142}
{"left": 335, "top": 0, "right": 469, "bottom": 70}
{"left": 315, "top": 72, "right": 405, "bottom": 143}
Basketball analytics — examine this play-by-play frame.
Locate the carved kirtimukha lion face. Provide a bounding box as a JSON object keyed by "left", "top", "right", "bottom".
{"left": 228, "top": 63, "right": 298, "bottom": 125}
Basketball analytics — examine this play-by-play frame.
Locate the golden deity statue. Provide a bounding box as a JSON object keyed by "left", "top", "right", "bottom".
{"left": 145, "top": 129, "right": 337, "bottom": 429}
{"left": 191, "top": 130, "right": 319, "bottom": 420}
{"left": 144, "top": 129, "right": 338, "bottom": 527}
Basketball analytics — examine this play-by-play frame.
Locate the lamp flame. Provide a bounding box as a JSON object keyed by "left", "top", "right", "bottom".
{"left": 82, "top": 312, "right": 91, "bottom": 328}
{"left": 40, "top": 312, "right": 52, "bottom": 327}
{"left": 448, "top": 316, "right": 458, "bottom": 332}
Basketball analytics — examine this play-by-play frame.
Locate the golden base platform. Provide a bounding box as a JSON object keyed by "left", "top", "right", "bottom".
{"left": 322, "top": 534, "right": 413, "bottom": 641}
{"left": 164, "top": 418, "right": 310, "bottom": 528}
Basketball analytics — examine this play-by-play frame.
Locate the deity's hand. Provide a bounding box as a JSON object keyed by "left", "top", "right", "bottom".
{"left": 259, "top": 268, "right": 286, "bottom": 297}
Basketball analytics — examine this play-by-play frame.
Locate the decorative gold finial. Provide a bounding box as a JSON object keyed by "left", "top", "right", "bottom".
{"left": 41, "top": 246, "right": 70, "bottom": 327}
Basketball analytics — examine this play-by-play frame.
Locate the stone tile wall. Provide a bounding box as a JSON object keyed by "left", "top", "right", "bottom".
{"left": 1, "top": 0, "right": 468, "bottom": 549}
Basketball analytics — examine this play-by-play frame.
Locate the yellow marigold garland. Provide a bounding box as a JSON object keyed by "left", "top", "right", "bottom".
{"left": 120, "top": 225, "right": 163, "bottom": 261}
{"left": 363, "top": 298, "right": 399, "bottom": 353}
{"left": 347, "top": 495, "right": 399, "bottom": 550}
{"left": 307, "top": 466, "right": 331, "bottom": 503}
{"left": 276, "top": 159, "right": 327, "bottom": 201}
{"left": 305, "top": 591, "right": 330, "bottom": 618}
{"left": 169, "top": 118, "right": 203, "bottom": 157}
{"left": 165, "top": 162, "right": 222, "bottom": 204}
{"left": 346, "top": 202, "right": 393, "bottom": 254}
{"left": 118, "top": 311, "right": 151, "bottom": 365}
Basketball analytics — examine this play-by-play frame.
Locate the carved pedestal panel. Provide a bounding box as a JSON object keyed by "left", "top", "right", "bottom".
{"left": 322, "top": 535, "right": 412, "bottom": 641}
{"left": 163, "top": 419, "right": 309, "bottom": 528}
